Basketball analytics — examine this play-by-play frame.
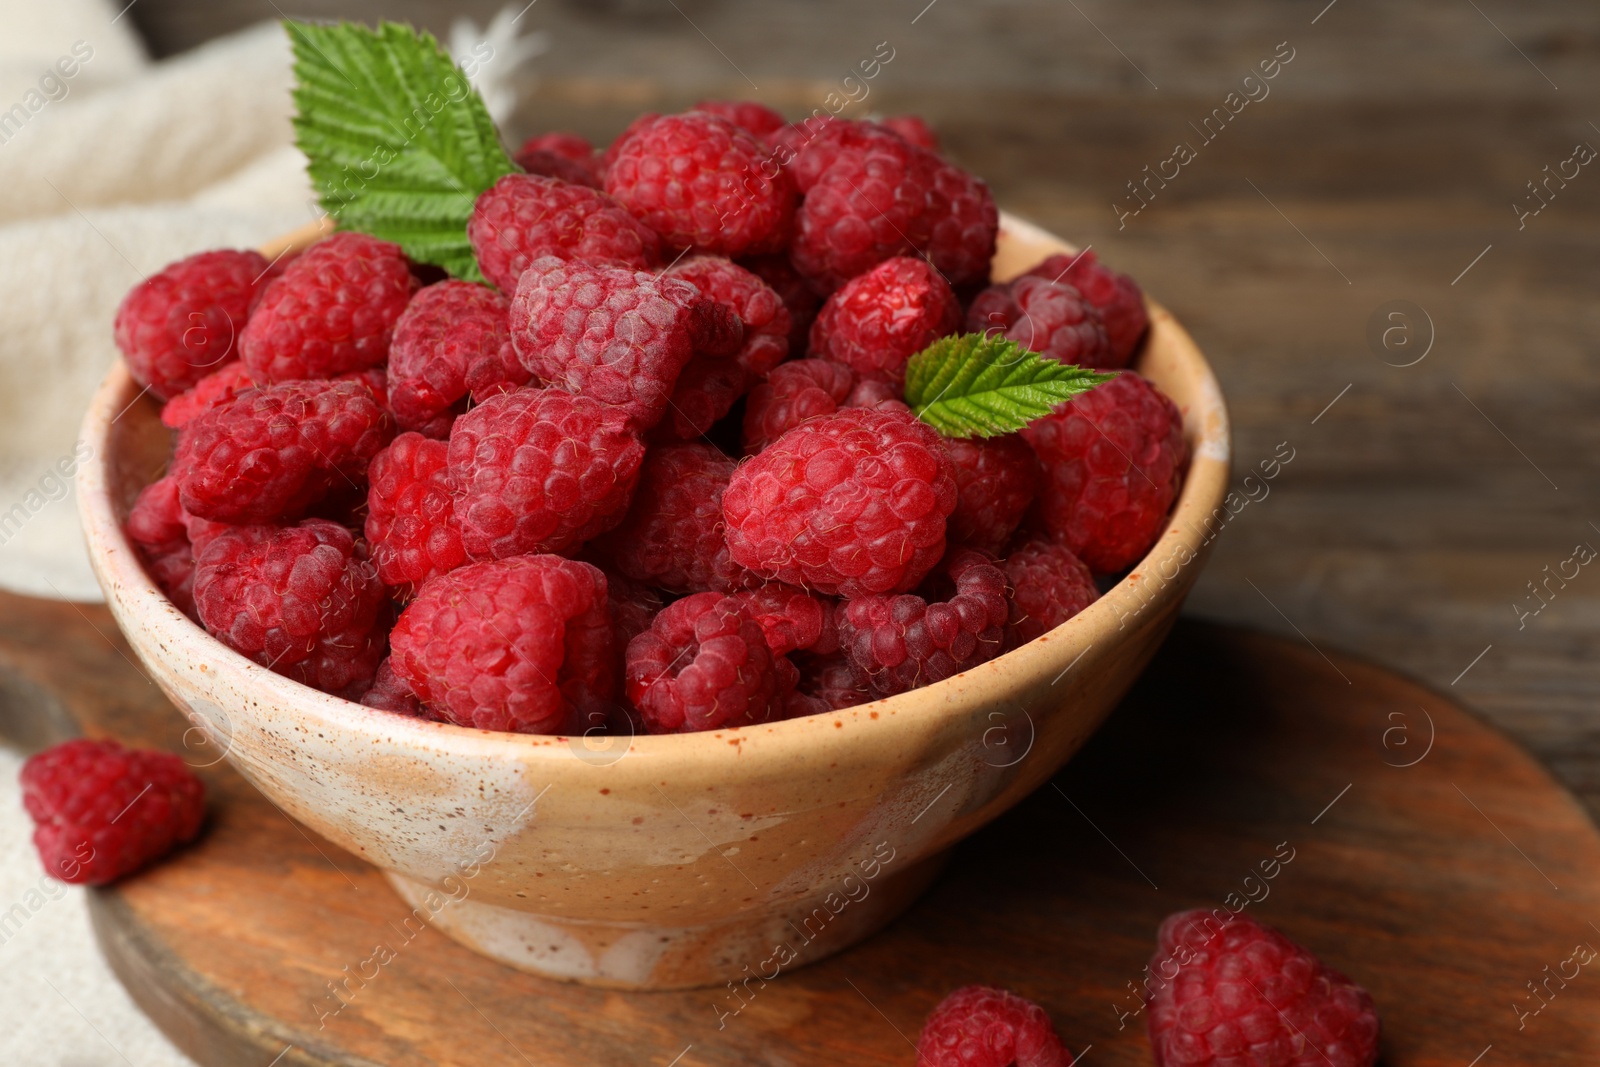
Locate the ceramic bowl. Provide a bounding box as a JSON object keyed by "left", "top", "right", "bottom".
{"left": 77, "top": 214, "right": 1230, "bottom": 990}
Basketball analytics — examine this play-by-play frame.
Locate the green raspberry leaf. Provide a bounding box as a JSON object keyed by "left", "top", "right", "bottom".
{"left": 903, "top": 333, "right": 1115, "bottom": 439}
{"left": 287, "top": 19, "right": 517, "bottom": 283}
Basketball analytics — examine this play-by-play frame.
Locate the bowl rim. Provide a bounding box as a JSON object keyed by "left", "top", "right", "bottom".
{"left": 77, "top": 212, "right": 1232, "bottom": 764}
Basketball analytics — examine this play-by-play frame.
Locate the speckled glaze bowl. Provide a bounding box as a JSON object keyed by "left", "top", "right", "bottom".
{"left": 77, "top": 214, "right": 1230, "bottom": 990}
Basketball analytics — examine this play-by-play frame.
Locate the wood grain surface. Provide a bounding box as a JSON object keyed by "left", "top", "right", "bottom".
{"left": 3, "top": 588, "right": 1597, "bottom": 1065}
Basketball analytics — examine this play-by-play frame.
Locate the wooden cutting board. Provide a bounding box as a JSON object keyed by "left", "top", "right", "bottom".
{"left": 1, "top": 590, "right": 1595, "bottom": 1066}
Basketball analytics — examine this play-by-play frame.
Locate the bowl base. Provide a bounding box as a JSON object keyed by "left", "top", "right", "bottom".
{"left": 385, "top": 851, "right": 947, "bottom": 990}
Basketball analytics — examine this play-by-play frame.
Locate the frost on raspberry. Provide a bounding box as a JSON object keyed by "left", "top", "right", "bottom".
{"left": 1147, "top": 910, "right": 1380, "bottom": 1067}
{"left": 446, "top": 387, "right": 645, "bottom": 561}
{"left": 740, "top": 358, "right": 855, "bottom": 454}
{"left": 387, "top": 280, "right": 529, "bottom": 438}
{"left": 625, "top": 592, "right": 793, "bottom": 733}
{"left": 193, "top": 518, "right": 387, "bottom": 698}
{"left": 945, "top": 435, "right": 1041, "bottom": 554}
{"left": 390, "top": 555, "right": 616, "bottom": 734}
{"left": 1022, "top": 371, "right": 1187, "bottom": 574}
{"left": 809, "top": 256, "right": 961, "bottom": 388}
{"left": 967, "top": 274, "right": 1114, "bottom": 369}
{"left": 175, "top": 378, "right": 394, "bottom": 524}
{"left": 1025, "top": 250, "right": 1149, "bottom": 365}
{"left": 837, "top": 548, "right": 1008, "bottom": 696}
{"left": 605, "top": 112, "right": 796, "bottom": 256}
{"left": 21, "top": 738, "right": 206, "bottom": 885}
{"left": 509, "top": 257, "right": 712, "bottom": 432}
{"left": 1002, "top": 538, "right": 1099, "bottom": 648}
{"left": 114, "top": 248, "right": 268, "bottom": 401}
{"left": 588, "top": 443, "right": 750, "bottom": 595}
{"left": 917, "top": 985, "right": 1071, "bottom": 1067}
{"left": 240, "top": 232, "right": 417, "bottom": 383}
{"left": 723, "top": 406, "right": 957, "bottom": 598}
{"left": 365, "top": 432, "right": 466, "bottom": 596}
{"left": 469, "top": 173, "right": 661, "bottom": 293}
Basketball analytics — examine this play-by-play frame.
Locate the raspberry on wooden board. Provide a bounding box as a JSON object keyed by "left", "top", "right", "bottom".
{"left": 917, "top": 985, "right": 1071, "bottom": 1067}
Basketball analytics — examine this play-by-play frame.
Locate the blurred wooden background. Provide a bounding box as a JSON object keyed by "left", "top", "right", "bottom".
{"left": 128, "top": 0, "right": 1600, "bottom": 805}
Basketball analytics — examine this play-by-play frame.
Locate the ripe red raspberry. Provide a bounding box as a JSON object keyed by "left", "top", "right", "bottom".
{"left": 1022, "top": 371, "right": 1186, "bottom": 574}
{"left": 360, "top": 658, "right": 426, "bottom": 717}
{"left": 161, "top": 362, "right": 256, "bottom": 429}
{"left": 790, "top": 125, "right": 997, "bottom": 292}
{"left": 126, "top": 475, "right": 199, "bottom": 616}
{"left": 1026, "top": 250, "right": 1148, "bottom": 365}
{"left": 114, "top": 248, "right": 268, "bottom": 401}
{"left": 390, "top": 555, "right": 616, "bottom": 734}
{"left": 1147, "top": 910, "right": 1380, "bottom": 1067}
{"left": 606, "top": 112, "right": 796, "bottom": 256}
{"left": 240, "top": 232, "right": 417, "bottom": 384}
{"left": 175, "top": 378, "right": 394, "bottom": 524}
{"left": 724, "top": 406, "right": 957, "bottom": 598}
{"left": 945, "top": 435, "right": 1041, "bottom": 554}
{"left": 838, "top": 548, "right": 1007, "bottom": 696}
{"left": 695, "top": 99, "right": 787, "bottom": 139}
{"left": 387, "top": 280, "right": 529, "bottom": 438}
{"left": 625, "top": 592, "right": 792, "bottom": 733}
{"left": 658, "top": 255, "right": 791, "bottom": 439}
{"left": 809, "top": 256, "right": 960, "bottom": 387}
{"left": 740, "top": 358, "right": 855, "bottom": 454}
{"left": 881, "top": 115, "right": 940, "bottom": 152}
{"left": 740, "top": 253, "right": 820, "bottom": 350}
{"left": 21, "top": 738, "right": 206, "bottom": 885}
{"left": 604, "top": 570, "right": 665, "bottom": 649}
{"left": 469, "top": 173, "right": 661, "bottom": 293}
{"left": 194, "top": 519, "right": 387, "bottom": 697}
{"left": 795, "top": 651, "right": 870, "bottom": 710}
{"left": 968, "top": 275, "right": 1113, "bottom": 369}
{"left": 917, "top": 986, "right": 1071, "bottom": 1067}
{"left": 845, "top": 378, "right": 905, "bottom": 411}
{"left": 509, "top": 257, "right": 710, "bottom": 432}
{"left": 1002, "top": 538, "right": 1098, "bottom": 648}
{"left": 589, "top": 443, "right": 750, "bottom": 594}
{"left": 727, "top": 582, "right": 839, "bottom": 656}
{"left": 514, "top": 131, "right": 602, "bottom": 187}
{"left": 365, "top": 432, "right": 466, "bottom": 596}
{"left": 446, "top": 387, "right": 644, "bottom": 560}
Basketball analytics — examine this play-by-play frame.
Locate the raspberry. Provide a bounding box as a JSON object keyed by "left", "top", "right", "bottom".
{"left": 509, "top": 257, "right": 709, "bottom": 432}
{"left": 604, "top": 570, "right": 665, "bottom": 649}
{"left": 724, "top": 406, "right": 957, "bottom": 598}
{"left": 194, "top": 518, "right": 387, "bottom": 697}
{"left": 390, "top": 555, "right": 616, "bottom": 734}
{"left": 589, "top": 443, "right": 750, "bottom": 594}
{"left": 624, "top": 592, "right": 792, "bottom": 733}
{"left": 740, "top": 253, "right": 821, "bottom": 352}
{"left": 161, "top": 362, "right": 256, "bottom": 429}
{"left": 514, "top": 132, "right": 602, "bottom": 188}
{"left": 795, "top": 651, "right": 870, "bottom": 710}
{"left": 240, "top": 232, "right": 417, "bottom": 383}
{"left": 844, "top": 378, "right": 904, "bottom": 410}
{"left": 21, "top": 739, "right": 206, "bottom": 885}
{"left": 945, "top": 435, "right": 1041, "bottom": 554}
{"left": 605, "top": 112, "right": 796, "bottom": 256}
{"left": 387, "top": 280, "right": 529, "bottom": 438}
{"left": 967, "top": 275, "right": 1113, "bottom": 369}
{"left": 881, "top": 115, "right": 940, "bottom": 152}
{"left": 174, "top": 379, "right": 394, "bottom": 524}
{"left": 727, "top": 582, "right": 839, "bottom": 656}
{"left": 837, "top": 548, "right": 1007, "bottom": 696}
{"left": 446, "top": 387, "right": 645, "bottom": 560}
{"left": 809, "top": 256, "right": 960, "bottom": 387}
{"left": 1025, "top": 250, "right": 1148, "bottom": 365}
{"left": 125, "top": 475, "right": 199, "bottom": 616}
{"left": 917, "top": 986, "right": 1071, "bottom": 1067}
{"left": 365, "top": 432, "right": 466, "bottom": 596}
{"left": 1022, "top": 371, "right": 1186, "bottom": 574}
{"left": 790, "top": 125, "right": 997, "bottom": 292}
{"left": 114, "top": 248, "right": 267, "bottom": 401}
{"left": 695, "top": 99, "right": 787, "bottom": 139}
{"left": 740, "top": 358, "right": 855, "bottom": 454}
{"left": 658, "top": 256, "right": 790, "bottom": 439}
{"left": 1002, "top": 538, "right": 1098, "bottom": 648}
{"left": 360, "top": 658, "right": 426, "bottom": 716}
{"left": 1147, "top": 910, "right": 1380, "bottom": 1067}
{"left": 469, "top": 173, "right": 661, "bottom": 293}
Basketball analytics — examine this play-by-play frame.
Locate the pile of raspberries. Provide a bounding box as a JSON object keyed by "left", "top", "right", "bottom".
{"left": 116, "top": 104, "right": 1187, "bottom": 737}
